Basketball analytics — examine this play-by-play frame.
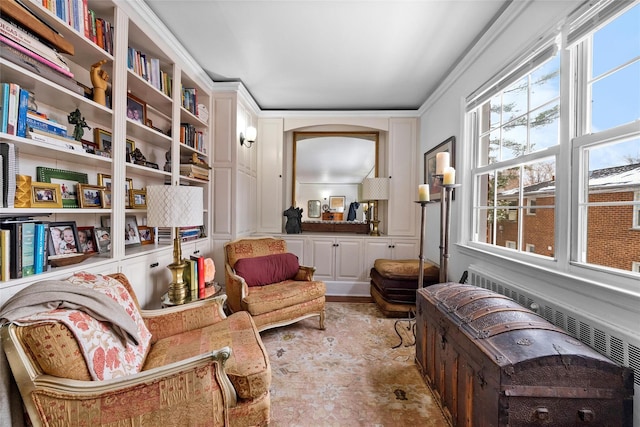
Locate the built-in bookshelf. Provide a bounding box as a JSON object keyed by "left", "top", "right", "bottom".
{"left": 0, "top": 0, "right": 212, "bottom": 308}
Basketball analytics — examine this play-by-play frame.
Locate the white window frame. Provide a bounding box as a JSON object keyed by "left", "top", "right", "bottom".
{"left": 463, "top": 0, "right": 640, "bottom": 292}
{"left": 634, "top": 190, "right": 640, "bottom": 229}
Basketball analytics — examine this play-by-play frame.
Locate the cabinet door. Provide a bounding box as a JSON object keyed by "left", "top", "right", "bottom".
{"left": 310, "top": 238, "right": 336, "bottom": 281}
{"left": 335, "top": 239, "right": 364, "bottom": 281}
{"left": 283, "top": 237, "right": 305, "bottom": 263}
{"left": 387, "top": 118, "right": 417, "bottom": 236}
{"left": 120, "top": 250, "right": 172, "bottom": 309}
{"left": 392, "top": 240, "right": 419, "bottom": 260}
{"left": 364, "top": 239, "right": 392, "bottom": 278}
{"left": 257, "top": 118, "right": 284, "bottom": 233}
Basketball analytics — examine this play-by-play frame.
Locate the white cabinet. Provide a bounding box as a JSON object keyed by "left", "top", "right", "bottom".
{"left": 310, "top": 237, "right": 364, "bottom": 282}
{"left": 282, "top": 236, "right": 306, "bottom": 262}
{"left": 119, "top": 248, "right": 173, "bottom": 309}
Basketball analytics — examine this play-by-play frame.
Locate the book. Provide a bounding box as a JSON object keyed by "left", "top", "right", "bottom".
{"left": 0, "top": 40, "right": 84, "bottom": 96}
{"left": 28, "top": 129, "right": 83, "bottom": 152}
{"left": 191, "top": 255, "right": 205, "bottom": 299}
{"left": 179, "top": 163, "right": 209, "bottom": 180}
{"left": 21, "top": 221, "right": 35, "bottom": 276}
{"left": 0, "top": 34, "right": 74, "bottom": 78}
{"left": 185, "top": 258, "right": 197, "bottom": 301}
{"left": 0, "top": 0, "right": 74, "bottom": 54}
{"left": 26, "top": 111, "right": 68, "bottom": 136}
{"left": 0, "top": 16, "right": 71, "bottom": 72}
{"left": 6, "top": 82, "right": 19, "bottom": 135}
{"left": 16, "top": 87, "right": 29, "bottom": 137}
{"left": 33, "top": 222, "right": 45, "bottom": 274}
{"left": 0, "top": 222, "right": 22, "bottom": 279}
{"left": 0, "top": 142, "right": 17, "bottom": 208}
{"left": 0, "top": 229, "right": 9, "bottom": 281}
{"left": 0, "top": 83, "right": 9, "bottom": 133}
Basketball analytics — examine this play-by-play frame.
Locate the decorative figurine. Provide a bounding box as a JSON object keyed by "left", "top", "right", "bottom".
{"left": 67, "top": 108, "right": 90, "bottom": 141}
{"left": 90, "top": 59, "right": 109, "bottom": 106}
{"left": 284, "top": 206, "right": 303, "bottom": 234}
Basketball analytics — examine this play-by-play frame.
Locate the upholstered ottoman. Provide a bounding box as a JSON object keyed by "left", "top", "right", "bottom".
{"left": 370, "top": 259, "right": 439, "bottom": 317}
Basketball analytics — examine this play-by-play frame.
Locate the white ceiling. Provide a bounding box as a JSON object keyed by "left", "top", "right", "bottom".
{"left": 144, "top": 0, "right": 510, "bottom": 111}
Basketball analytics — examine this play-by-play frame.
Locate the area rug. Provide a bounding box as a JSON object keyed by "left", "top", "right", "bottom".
{"left": 260, "top": 302, "right": 449, "bottom": 426}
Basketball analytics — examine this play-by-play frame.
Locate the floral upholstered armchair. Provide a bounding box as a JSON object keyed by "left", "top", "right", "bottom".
{"left": 1, "top": 272, "right": 271, "bottom": 427}
{"left": 224, "top": 237, "right": 326, "bottom": 332}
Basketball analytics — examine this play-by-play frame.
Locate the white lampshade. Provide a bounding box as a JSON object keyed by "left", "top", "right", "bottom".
{"left": 361, "top": 177, "right": 389, "bottom": 201}
{"left": 245, "top": 126, "right": 257, "bottom": 142}
{"left": 146, "top": 185, "right": 204, "bottom": 228}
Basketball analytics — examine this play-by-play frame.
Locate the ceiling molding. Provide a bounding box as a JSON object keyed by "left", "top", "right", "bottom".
{"left": 418, "top": 0, "right": 530, "bottom": 115}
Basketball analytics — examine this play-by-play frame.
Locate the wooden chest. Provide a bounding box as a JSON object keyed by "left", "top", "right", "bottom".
{"left": 415, "top": 283, "right": 634, "bottom": 427}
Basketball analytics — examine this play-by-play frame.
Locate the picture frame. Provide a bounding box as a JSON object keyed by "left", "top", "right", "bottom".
{"left": 30, "top": 181, "right": 62, "bottom": 208}
{"left": 329, "top": 196, "right": 346, "bottom": 212}
{"left": 97, "top": 173, "right": 111, "bottom": 189}
{"left": 130, "top": 189, "right": 146, "bottom": 209}
{"left": 77, "top": 226, "right": 98, "bottom": 253}
{"left": 81, "top": 139, "right": 98, "bottom": 154}
{"left": 97, "top": 174, "right": 132, "bottom": 207}
{"left": 138, "top": 225, "right": 154, "bottom": 245}
{"left": 36, "top": 167, "right": 88, "bottom": 208}
{"left": 102, "top": 190, "right": 112, "bottom": 209}
{"left": 77, "top": 184, "right": 105, "bottom": 208}
{"left": 308, "top": 200, "right": 321, "bottom": 218}
{"left": 48, "top": 221, "right": 80, "bottom": 256}
{"left": 94, "top": 227, "right": 111, "bottom": 253}
{"left": 125, "top": 178, "right": 133, "bottom": 208}
{"left": 127, "top": 94, "right": 147, "bottom": 124}
{"left": 126, "top": 139, "right": 135, "bottom": 162}
{"left": 124, "top": 215, "right": 141, "bottom": 246}
{"left": 424, "top": 136, "right": 456, "bottom": 202}
{"left": 94, "top": 128, "right": 112, "bottom": 153}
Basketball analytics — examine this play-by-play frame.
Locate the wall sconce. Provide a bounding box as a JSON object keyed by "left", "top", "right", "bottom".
{"left": 239, "top": 126, "right": 257, "bottom": 148}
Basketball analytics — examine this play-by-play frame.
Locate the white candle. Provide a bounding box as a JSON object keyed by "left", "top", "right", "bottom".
{"left": 443, "top": 167, "right": 456, "bottom": 185}
{"left": 436, "top": 152, "right": 450, "bottom": 175}
{"left": 418, "top": 184, "right": 430, "bottom": 202}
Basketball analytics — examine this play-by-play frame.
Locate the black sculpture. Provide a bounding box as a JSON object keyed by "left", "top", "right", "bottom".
{"left": 284, "top": 206, "right": 303, "bottom": 234}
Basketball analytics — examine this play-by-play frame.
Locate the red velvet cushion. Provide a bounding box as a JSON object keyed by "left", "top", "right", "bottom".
{"left": 234, "top": 253, "right": 300, "bottom": 287}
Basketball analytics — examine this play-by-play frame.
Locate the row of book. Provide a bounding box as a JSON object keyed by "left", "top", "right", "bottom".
{"left": 179, "top": 123, "right": 206, "bottom": 152}
{"left": 38, "top": 0, "right": 114, "bottom": 54}
{"left": 0, "top": 219, "right": 50, "bottom": 281}
{"left": 185, "top": 255, "right": 216, "bottom": 302}
{"left": 155, "top": 226, "right": 206, "bottom": 245}
{"left": 180, "top": 163, "right": 209, "bottom": 181}
{"left": 127, "top": 47, "right": 173, "bottom": 97}
{"left": 181, "top": 87, "right": 198, "bottom": 116}
{"left": 0, "top": 143, "right": 18, "bottom": 209}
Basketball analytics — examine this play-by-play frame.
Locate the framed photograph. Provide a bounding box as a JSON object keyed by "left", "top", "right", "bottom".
{"left": 97, "top": 173, "right": 111, "bottom": 189}
{"left": 329, "top": 196, "right": 346, "bottom": 212}
{"left": 127, "top": 94, "right": 147, "bottom": 124}
{"left": 36, "top": 167, "right": 88, "bottom": 208}
{"left": 125, "top": 215, "right": 141, "bottom": 246}
{"left": 126, "top": 139, "right": 135, "bottom": 162}
{"left": 102, "top": 190, "right": 112, "bottom": 209}
{"left": 48, "top": 221, "right": 80, "bottom": 256}
{"left": 77, "top": 184, "right": 105, "bottom": 208}
{"left": 138, "top": 225, "right": 154, "bottom": 245}
{"left": 81, "top": 139, "right": 98, "bottom": 154}
{"left": 94, "top": 128, "right": 112, "bottom": 153}
{"left": 31, "top": 181, "right": 62, "bottom": 208}
{"left": 130, "top": 189, "right": 146, "bottom": 209}
{"left": 125, "top": 178, "right": 133, "bottom": 208}
{"left": 424, "top": 136, "right": 456, "bottom": 202}
{"left": 77, "top": 226, "right": 97, "bottom": 253}
{"left": 94, "top": 227, "right": 111, "bottom": 253}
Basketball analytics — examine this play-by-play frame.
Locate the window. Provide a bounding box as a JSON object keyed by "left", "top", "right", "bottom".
{"left": 633, "top": 262, "right": 640, "bottom": 273}
{"left": 467, "top": 1, "right": 640, "bottom": 276}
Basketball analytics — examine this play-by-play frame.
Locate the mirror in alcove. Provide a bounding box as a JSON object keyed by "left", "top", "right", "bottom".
{"left": 293, "top": 132, "right": 378, "bottom": 225}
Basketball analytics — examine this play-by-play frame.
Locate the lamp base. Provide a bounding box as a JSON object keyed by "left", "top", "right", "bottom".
{"left": 167, "top": 259, "right": 190, "bottom": 304}
{"left": 369, "top": 219, "right": 381, "bottom": 236}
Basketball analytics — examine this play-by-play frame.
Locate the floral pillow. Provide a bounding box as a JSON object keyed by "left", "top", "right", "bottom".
{"left": 19, "top": 272, "right": 151, "bottom": 380}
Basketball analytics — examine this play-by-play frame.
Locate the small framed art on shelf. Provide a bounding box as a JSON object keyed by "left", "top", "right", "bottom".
{"left": 77, "top": 184, "right": 105, "bottom": 208}
{"left": 77, "top": 226, "right": 98, "bottom": 253}
{"left": 48, "top": 221, "right": 80, "bottom": 256}
{"left": 36, "top": 167, "right": 89, "bottom": 208}
{"left": 31, "top": 182, "right": 62, "bottom": 208}
{"left": 127, "top": 94, "right": 147, "bottom": 124}
{"left": 138, "top": 226, "right": 154, "bottom": 245}
{"left": 125, "top": 216, "right": 141, "bottom": 246}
